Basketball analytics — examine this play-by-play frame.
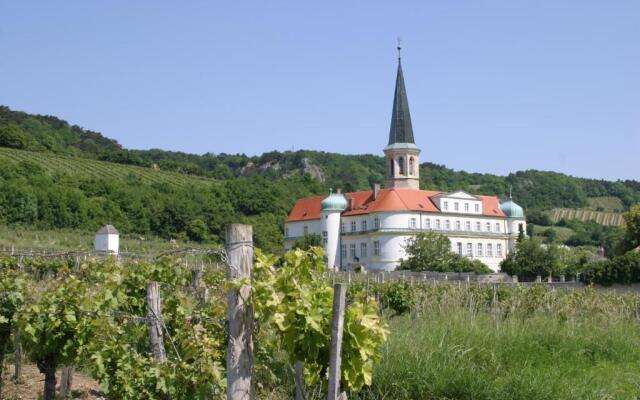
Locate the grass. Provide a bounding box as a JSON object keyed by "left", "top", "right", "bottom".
{"left": 549, "top": 208, "right": 624, "bottom": 226}
{"left": 586, "top": 196, "right": 625, "bottom": 212}
{"left": 0, "top": 225, "right": 208, "bottom": 253}
{"left": 531, "top": 225, "right": 575, "bottom": 242}
{"left": 355, "top": 312, "right": 640, "bottom": 400}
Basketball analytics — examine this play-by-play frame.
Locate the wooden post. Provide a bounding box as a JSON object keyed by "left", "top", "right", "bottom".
{"left": 146, "top": 281, "right": 167, "bottom": 362}
{"left": 328, "top": 283, "right": 347, "bottom": 400}
{"left": 226, "top": 224, "right": 254, "bottom": 400}
{"left": 294, "top": 361, "right": 305, "bottom": 400}
{"left": 13, "top": 328, "right": 22, "bottom": 383}
{"left": 60, "top": 365, "right": 74, "bottom": 398}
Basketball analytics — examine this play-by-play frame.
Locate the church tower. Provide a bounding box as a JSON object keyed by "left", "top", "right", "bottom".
{"left": 384, "top": 46, "right": 421, "bottom": 190}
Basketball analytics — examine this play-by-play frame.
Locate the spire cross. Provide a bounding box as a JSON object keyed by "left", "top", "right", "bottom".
{"left": 397, "top": 37, "right": 402, "bottom": 60}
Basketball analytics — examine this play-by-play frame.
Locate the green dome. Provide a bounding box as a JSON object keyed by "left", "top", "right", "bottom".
{"left": 321, "top": 193, "right": 348, "bottom": 212}
{"left": 500, "top": 199, "right": 524, "bottom": 218}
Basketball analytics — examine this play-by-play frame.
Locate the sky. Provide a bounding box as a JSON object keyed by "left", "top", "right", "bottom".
{"left": 1, "top": 1, "right": 638, "bottom": 181}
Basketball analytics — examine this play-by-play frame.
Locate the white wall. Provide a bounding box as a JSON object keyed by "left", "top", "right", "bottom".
{"left": 95, "top": 234, "right": 119, "bottom": 254}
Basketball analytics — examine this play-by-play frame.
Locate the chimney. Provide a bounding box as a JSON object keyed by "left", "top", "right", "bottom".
{"left": 348, "top": 197, "right": 354, "bottom": 210}
{"left": 373, "top": 183, "right": 381, "bottom": 200}
{"left": 336, "top": 188, "right": 341, "bottom": 194}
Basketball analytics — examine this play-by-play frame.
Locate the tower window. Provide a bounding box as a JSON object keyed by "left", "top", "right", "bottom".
{"left": 322, "top": 231, "right": 328, "bottom": 245}
{"left": 389, "top": 158, "right": 394, "bottom": 176}
{"left": 409, "top": 157, "right": 415, "bottom": 175}
{"left": 398, "top": 156, "right": 405, "bottom": 175}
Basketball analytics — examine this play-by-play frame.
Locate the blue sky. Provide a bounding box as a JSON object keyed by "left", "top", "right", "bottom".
{"left": 1, "top": 1, "right": 638, "bottom": 180}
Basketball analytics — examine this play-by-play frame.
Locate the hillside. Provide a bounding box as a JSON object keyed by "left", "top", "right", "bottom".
{"left": 1, "top": 105, "right": 639, "bottom": 250}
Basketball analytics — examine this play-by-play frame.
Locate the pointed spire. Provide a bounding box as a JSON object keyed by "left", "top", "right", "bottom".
{"left": 388, "top": 46, "right": 415, "bottom": 145}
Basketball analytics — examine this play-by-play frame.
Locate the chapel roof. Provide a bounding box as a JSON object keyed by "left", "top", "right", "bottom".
{"left": 286, "top": 188, "right": 506, "bottom": 222}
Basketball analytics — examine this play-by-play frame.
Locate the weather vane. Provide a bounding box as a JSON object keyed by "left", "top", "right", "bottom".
{"left": 397, "top": 37, "right": 402, "bottom": 60}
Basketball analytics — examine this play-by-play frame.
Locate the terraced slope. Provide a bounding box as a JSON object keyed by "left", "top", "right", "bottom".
{"left": 0, "top": 147, "right": 212, "bottom": 188}
{"left": 550, "top": 208, "right": 624, "bottom": 226}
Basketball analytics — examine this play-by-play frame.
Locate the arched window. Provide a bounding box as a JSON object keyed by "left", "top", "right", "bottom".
{"left": 398, "top": 157, "right": 405, "bottom": 175}
{"left": 389, "top": 158, "right": 395, "bottom": 176}
{"left": 409, "top": 157, "right": 415, "bottom": 175}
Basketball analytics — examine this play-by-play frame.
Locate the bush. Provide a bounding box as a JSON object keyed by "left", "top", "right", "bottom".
{"left": 583, "top": 251, "right": 640, "bottom": 285}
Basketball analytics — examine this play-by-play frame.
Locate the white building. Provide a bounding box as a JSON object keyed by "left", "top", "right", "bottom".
{"left": 94, "top": 224, "right": 119, "bottom": 254}
{"left": 284, "top": 53, "right": 525, "bottom": 272}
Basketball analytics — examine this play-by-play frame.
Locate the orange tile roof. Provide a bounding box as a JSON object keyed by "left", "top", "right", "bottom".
{"left": 286, "top": 189, "right": 506, "bottom": 222}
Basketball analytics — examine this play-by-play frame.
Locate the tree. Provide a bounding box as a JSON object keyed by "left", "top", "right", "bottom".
{"left": 617, "top": 204, "right": 640, "bottom": 254}
{"left": 0, "top": 123, "right": 29, "bottom": 149}
{"left": 500, "top": 239, "right": 551, "bottom": 277}
{"left": 293, "top": 234, "right": 322, "bottom": 251}
{"left": 186, "top": 218, "right": 208, "bottom": 242}
{"left": 400, "top": 232, "right": 491, "bottom": 273}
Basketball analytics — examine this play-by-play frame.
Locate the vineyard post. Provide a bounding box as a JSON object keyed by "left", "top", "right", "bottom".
{"left": 60, "top": 365, "right": 74, "bottom": 398}
{"left": 13, "top": 328, "right": 22, "bottom": 382}
{"left": 225, "top": 224, "right": 254, "bottom": 400}
{"left": 294, "top": 361, "right": 305, "bottom": 400}
{"left": 146, "top": 281, "right": 167, "bottom": 362}
{"left": 328, "top": 283, "right": 347, "bottom": 400}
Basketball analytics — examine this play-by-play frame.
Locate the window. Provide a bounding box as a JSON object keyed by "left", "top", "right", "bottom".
{"left": 476, "top": 221, "right": 481, "bottom": 231}
{"left": 464, "top": 203, "right": 469, "bottom": 212}
{"left": 361, "top": 220, "right": 367, "bottom": 231}
{"left": 341, "top": 244, "right": 347, "bottom": 258}
{"left": 351, "top": 221, "right": 356, "bottom": 232}
{"left": 374, "top": 241, "right": 380, "bottom": 256}
{"left": 340, "top": 222, "right": 345, "bottom": 233}
{"left": 322, "top": 231, "right": 328, "bottom": 245}
{"left": 466, "top": 243, "right": 473, "bottom": 257}
{"left": 455, "top": 220, "right": 461, "bottom": 230}
{"left": 497, "top": 243, "right": 503, "bottom": 257}
{"left": 445, "top": 220, "right": 451, "bottom": 230}
{"left": 285, "top": 227, "right": 289, "bottom": 237}
{"left": 389, "top": 158, "right": 395, "bottom": 176}
{"left": 435, "top": 219, "right": 441, "bottom": 229}
{"left": 465, "top": 221, "right": 471, "bottom": 231}
{"left": 495, "top": 223, "right": 501, "bottom": 233}
{"left": 443, "top": 201, "right": 449, "bottom": 211}
{"left": 457, "top": 242, "right": 463, "bottom": 255}
{"left": 486, "top": 222, "right": 491, "bottom": 232}
{"left": 349, "top": 244, "right": 356, "bottom": 259}
{"left": 454, "top": 202, "right": 459, "bottom": 211}
{"left": 409, "top": 218, "right": 417, "bottom": 229}
{"left": 303, "top": 226, "right": 308, "bottom": 235}
{"left": 374, "top": 217, "right": 380, "bottom": 229}
{"left": 409, "top": 157, "right": 415, "bottom": 175}
{"left": 475, "top": 203, "right": 480, "bottom": 212}
{"left": 425, "top": 219, "right": 431, "bottom": 229}
{"left": 477, "top": 243, "right": 483, "bottom": 257}
{"left": 398, "top": 156, "right": 405, "bottom": 175}
{"left": 487, "top": 243, "right": 493, "bottom": 257}
{"left": 360, "top": 243, "right": 367, "bottom": 258}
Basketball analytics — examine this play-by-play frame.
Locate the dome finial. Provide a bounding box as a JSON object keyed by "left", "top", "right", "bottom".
{"left": 509, "top": 185, "right": 513, "bottom": 199}
{"left": 397, "top": 37, "right": 402, "bottom": 61}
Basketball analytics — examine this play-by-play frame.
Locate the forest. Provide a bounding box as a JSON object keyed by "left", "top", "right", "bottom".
{"left": 1, "top": 105, "right": 639, "bottom": 252}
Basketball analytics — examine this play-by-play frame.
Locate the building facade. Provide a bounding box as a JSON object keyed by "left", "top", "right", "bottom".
{"left": 284, "top": 54, "right": 525, "bottom": 272}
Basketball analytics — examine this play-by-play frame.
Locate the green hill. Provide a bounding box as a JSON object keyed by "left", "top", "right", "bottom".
{"left": 0, "top": 105, "right": 639, "bottom": 249}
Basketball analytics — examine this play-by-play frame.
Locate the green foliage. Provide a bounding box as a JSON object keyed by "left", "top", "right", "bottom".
{"left": 252, "top": 248, "right": 388, "bottom": 392}
{"left": 400, "top": 232, "right": 491, "bottom": 274}
{"left": 0, "top": 123, "right": 29, "bottom": 149}
{"left": 618, "top": 204, "right": 640, "bottom": 253}
{"left": 292, "top": 234, "right": 323, "bottom": 251}
{"left": 500, "top": 239, "right": 575, "bottom": 278}
{"left": 377, "top": 282, "right": 415, "bottom": 316}
{"left": 583, "top": 251, "right": 640, "bottom": 286}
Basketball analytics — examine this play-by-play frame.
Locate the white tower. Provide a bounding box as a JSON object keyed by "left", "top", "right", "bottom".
{"left": 500, "top": 198, "right": 526, "bottom": 252}
{"left": 320, "top": 191, "right": 347, "bottom": 270}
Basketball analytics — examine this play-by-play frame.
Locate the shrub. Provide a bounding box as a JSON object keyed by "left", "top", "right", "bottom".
{"left": 583, "top": 251, "right": 640, "bottom": 285}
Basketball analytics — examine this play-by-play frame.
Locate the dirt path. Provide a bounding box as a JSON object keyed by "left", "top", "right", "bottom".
{"left": 2, "top": 363, "right": 104, "bottom": 400}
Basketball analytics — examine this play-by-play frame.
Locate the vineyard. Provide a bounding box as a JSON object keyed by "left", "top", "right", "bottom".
{"left": 550, "top": 208, "right": 624, "bottom": 226}
{"left": 1, "top": 225, "right": 640, "bottom": 399}
{"left": 0, "top": 147, "right": 212, "bottom": 188}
